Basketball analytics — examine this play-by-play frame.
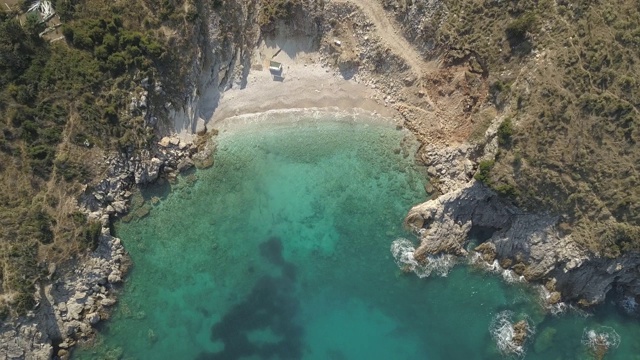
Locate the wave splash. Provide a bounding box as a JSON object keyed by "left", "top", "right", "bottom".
{"left": 581, "top": 326, "right": 621, "bottom": 359}
{"left": 489, "top": 310, "right": 535, "bottom": 358}
{"left": 468, "top": 253, "right": 525, "bottom": 284}
{"left": 390, "top": 238, "right": 455, "bottom": 278}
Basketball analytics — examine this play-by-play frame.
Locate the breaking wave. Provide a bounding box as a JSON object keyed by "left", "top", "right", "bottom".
{"left": 390, "top": 238, "right": 455, "bottom": 278}
{"left": 581, "top": 326, "right": 621, "bottom": 358}
{"left": 537, "top": 286, "right": 568, "bottom": 316}
{"left": 468, "top": 253, "right": 524, "bottom": 284}
{"left": 489, "top": 310, "right": 535, "bottom": 358}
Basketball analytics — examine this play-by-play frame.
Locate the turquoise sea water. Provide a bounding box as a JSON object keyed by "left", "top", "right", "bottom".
{"left": 75, "top": 114, "right": 640, "bottom": 360}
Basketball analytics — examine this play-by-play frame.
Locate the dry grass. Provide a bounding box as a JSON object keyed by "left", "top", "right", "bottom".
{"left": 433, "top": 0, "right": 640, "bottom": 255}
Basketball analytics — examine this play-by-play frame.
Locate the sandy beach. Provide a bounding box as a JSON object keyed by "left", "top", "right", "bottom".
{"left": 208, "top": 36, "right": 398, "bottom": 128}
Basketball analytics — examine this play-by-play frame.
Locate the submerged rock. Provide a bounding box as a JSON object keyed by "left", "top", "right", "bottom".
{"left": 581, "top": 326, "right": 621, "bottom": 359}
{"left": 489, "top": 311, "right": 534, "bottom": 357}
{"left": 534, "top": 327, "right": 557, "bottom": 354}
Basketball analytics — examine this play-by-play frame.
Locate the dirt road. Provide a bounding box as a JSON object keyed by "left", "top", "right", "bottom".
{"left": 332, "top": 0, "right": 435, "bottom": 78}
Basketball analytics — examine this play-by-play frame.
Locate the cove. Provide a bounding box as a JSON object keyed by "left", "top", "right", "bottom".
{"left": 74, "top": 113, "right": 640, "bottom": 360}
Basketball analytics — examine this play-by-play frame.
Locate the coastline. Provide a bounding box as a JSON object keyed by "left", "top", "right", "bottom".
{"left": 214, "top": 107, "right": 402, "bottom": 134}
{"left": 0, "top": 34, "right": 410, "bottom": 360}
{"left": 3, "top": 0, "right": 640, "bottom": 357}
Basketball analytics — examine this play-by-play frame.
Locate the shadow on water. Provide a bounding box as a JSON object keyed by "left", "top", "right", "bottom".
{"left": 197, "top": 237, "right": 303, "bottom": 360}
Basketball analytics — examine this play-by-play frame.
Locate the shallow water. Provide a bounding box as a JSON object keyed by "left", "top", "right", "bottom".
{"left": 75, "top": 114, "right": 640, "bottom": 360}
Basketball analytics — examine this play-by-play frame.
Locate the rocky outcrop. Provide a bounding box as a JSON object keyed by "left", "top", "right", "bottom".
{"left": 406, "top": 181, "right": 517, "bottom": 257}
{"left": 0, "top": 1, "right": 266, "bottom": 357}
{"left": 44, "top": 233, "right": 128, "bottom": 354}
{"left": 0, "top": 132, "right": 200, "bottom": 359}
{"left": 82, "top": 137, "right": 195, "bottom": 216}
{"left": 419, "top": 143, "right": 480, "bottom": 195}
{"left": 405, "top": 180, "right": 640, "bottom": 306}
{"left": 0, "top": 324, "right": 52, "bottom": 360}
{"left": 169, "top": 0, "right": 261, "bottom": 140}
{"left": 0, "top": 232, "right": 126, "bottom": 360}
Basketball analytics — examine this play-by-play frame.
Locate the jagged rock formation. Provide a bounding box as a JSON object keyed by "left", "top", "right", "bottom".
{"left": 406, "top": 180, "right": 640, "bottom": 305}
{"left": 0, "top": 133, "right": 199, "bottom": 359}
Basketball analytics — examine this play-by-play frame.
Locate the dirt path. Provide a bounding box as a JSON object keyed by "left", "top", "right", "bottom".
{"left": 332, "top": 0, "right": 436, "bottom": 78}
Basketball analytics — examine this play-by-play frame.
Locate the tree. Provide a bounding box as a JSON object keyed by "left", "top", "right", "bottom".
{"left": 24, "top": 12, "right": 44, "bottom": 39}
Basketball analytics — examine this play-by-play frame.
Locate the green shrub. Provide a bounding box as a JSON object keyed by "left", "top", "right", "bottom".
{"left": 83, "top": 220, "right": 102, "bottom": 251}
{"left": 474, "top": 160, "right": 495, "bottom": 184}
{"left": 102, "top": 33, "right": 118, "bottom": 51}
{"left": 70, "top": 211, "right": 87, "bottom": 225}
{"left": 94, "top": 45, "right": 109, "bottom": 60}
{"left": 186, "top": 8, "right": 198, "bottom": 21}
{"left": 495, "top": 183, "right": 518, "bottom": 198}
{"left": 107, "top": 52, "right": 127, "bottom": 74}
{"left": 24, "top": 12, "right": 44, "bottom": 38}
{"left": 259, "top": 0, "right": 302, "bottom": 28}
{"left": 497, "top": 118, "right": 514, "bottom": 146}
{"left": 506, "top": 12, "right": 537, "bottom": 41}
{"left": 13, "top": 292, "right": 35, "bottom": 316}
{"left": 0, "top": 304, "right": 8, "bottom": 320}
{"left": 103, "top": 106, "right": 119, "bottom": 123}
{"left": 55, "top": 156, "right": 89, "bottom": 181}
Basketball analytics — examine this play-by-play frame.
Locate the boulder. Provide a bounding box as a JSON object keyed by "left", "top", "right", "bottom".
{"left": 86, "top": 313, "right": 100, "bottom": 325}
{"left": 177, "top": 158, "right": 194, "bottom": 172}
{"left": 66, "top": 302, "right": 84, "bottom": 321}
{"left": 101, "top": 298, "right": 117, "bottom": 307}
{"left": 158, "top": 137, "right": 172, "bottom": 147}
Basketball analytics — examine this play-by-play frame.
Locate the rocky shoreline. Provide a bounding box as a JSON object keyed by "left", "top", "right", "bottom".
{"left": 2, "top": 0, "right": 640, "bottom": 358}
{"left": 403, "top": 178, "right": 640, "bottom": 309}
{"left": 0, "top": 133, "right": 211, "bottom": 359}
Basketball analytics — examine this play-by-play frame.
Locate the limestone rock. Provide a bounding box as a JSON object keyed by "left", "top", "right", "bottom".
{"left": 111, "top": 200, "right": 127, "bottom": 214}
{"left": 406, "top": 181, "right": 514, "bottom": 257}
{"left": 196, "top": 117, "right": 207, "bottom": 135}
{"left": 177, "top": 158, "right": 194, "bottom": 172}
{"left": 407, "top": 179, "right": 640, "bottom": 305}
{"left": 158, "top": 137, "right": 172, "bottom": 147}
{"left": 108, "top": 272, "right": 122, "bottom": 284}
{"left": 419, "top": 144, "right": 479, "bottom": 194}
{"left": 86, "top": 313, "right": 100, "bottom": 325}
{"left": 134, "top": 156, "right": 163, "bottom": 184}
{"left": 101, "top": 298, "right": 117, "bottom": 307}
{"left": 66, "top": 302, "right": 84, "bottom": 321}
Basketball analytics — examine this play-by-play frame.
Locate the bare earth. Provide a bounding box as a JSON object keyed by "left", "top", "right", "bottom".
{"left": 209, "top": 0, "right": 488, "bottom": 148}
{"left": 333, "top": 0, "right": 438, "bottom": 77}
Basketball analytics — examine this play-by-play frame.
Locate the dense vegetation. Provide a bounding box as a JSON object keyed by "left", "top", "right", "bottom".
{"left": 258, "top": 0, "right": 305, "bottom": 30}
{"left": 0, "top": 0, "right": 192, "bottom": 317}
{"left": 430, "top": 0, "right": 640, "bottom": 257}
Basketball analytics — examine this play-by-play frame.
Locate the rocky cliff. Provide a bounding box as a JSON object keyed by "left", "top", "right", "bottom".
{"left": 169, "top": 0, "right": 260, "bottom": 139}
{"left": 404, "top": 180, "right": 640, "bottom": 308}
{"left": 0, "top": 1, "right": 264, "bottom": 358}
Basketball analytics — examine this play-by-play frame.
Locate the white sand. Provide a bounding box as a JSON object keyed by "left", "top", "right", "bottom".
{"left": 209, "top": 36, "right": 397, "bottom": 128}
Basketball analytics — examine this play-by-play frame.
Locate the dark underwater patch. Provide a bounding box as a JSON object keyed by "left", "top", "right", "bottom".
{"left": 197, "top": 237, "right": 303, "bottom": 360}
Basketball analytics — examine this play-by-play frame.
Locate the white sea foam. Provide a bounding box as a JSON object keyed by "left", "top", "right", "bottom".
{"left": 537, "top": 285, "right": 568, "bottom": 316}
{"left": 390, "top": 238, "right": 455, "bottom": 278}
{"left": 581, "top": 326, "right": 621, "bottom": 356}
{"left": 489, "top": 311, "right": 535, "bottom": 359}
{"left": 468, "top": 253, "right": 524, "bottom": 284}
